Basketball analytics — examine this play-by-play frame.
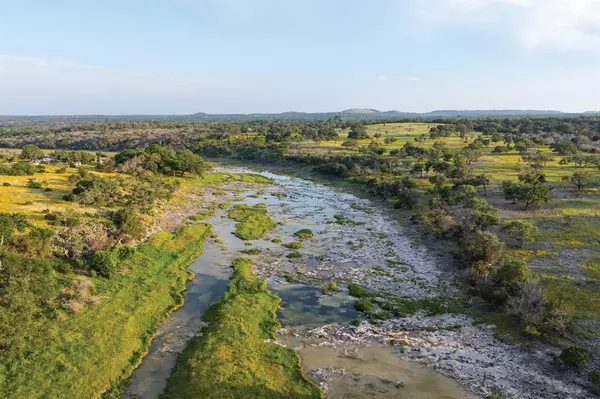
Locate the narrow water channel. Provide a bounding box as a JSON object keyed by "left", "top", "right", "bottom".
{"left": 124, "top": 168, "right": 477, "bottom": 398}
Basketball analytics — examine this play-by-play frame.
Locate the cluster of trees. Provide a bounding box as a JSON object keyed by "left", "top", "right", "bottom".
{"left": 473, "top": 116, "right": 600, "bottom": 154}
{"left": 50, "top": 149, "right": 97, "bottom": 165}
{"left": 114, "top": 144, "right": 206, "bottom": 177}
{"left": 0, "top": 162, "right": 43, "bottom": 176}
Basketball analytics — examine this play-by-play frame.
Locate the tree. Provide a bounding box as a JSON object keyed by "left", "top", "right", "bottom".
{"left": 16, "top": 228, "right": 55, "bottom": 257}
{"left": 411, "top": 163, "right": 425, "bottom": 178}
{"left": 503, "top": 181, "right": 524, "bottom": 204}
{"left": 506, "top": 279, "right": 573, "bottom": 336}
{"left": 502, "top": 180, "right": 552, "bottom": 209}
{"left": 465, "top": 197, "right": 499, "bottom": 231}
{"left": 496, "top": 256, "right": 530, "bottom": 288}
{"left": 569, "top": 172, "right": 596, "bottom": 192}
{"left": 560, "top": 347, "right": 591, "bottom": 367}
{"left": 515, "top": 141, "right": 530, "bottom": 154}
{"left": 459, "top": 149, "right": 482, "bottom": 165}
{"left": 472, "top": 174, "right": 491, "bottom": 193}
{"left": 341, "top": 140, "right": 359, "bottom": 149}
{"left": 19, "top": 144, "right": 44, "bottom": 161}
{"left": 71, "top": 174, "right": 120, "bottom": 207}
{"left": 172, "top": 150, "right": 206, "bottom": 177}
{"left": 0, "top": 213, "right": 28, "bottom": 246}
{"left": 113, "top": 208, "right": 146, "bottom": 242}
{"left": 0, "top": 253, "right": 57, "bottom": 349}
{"left": 347, "top": 124, "right": 369, "bottom": 140}
{"left": 501, "top": 219, "right": 537, "bottom": 248}
{"left": 520, "top": 183, "right": 552, "bottom": 209}
{"left": 460, "top": 230, "right": 505, "bottom": 279}
{"left": 318, "top": 125, "right": 338, "bottom": 141}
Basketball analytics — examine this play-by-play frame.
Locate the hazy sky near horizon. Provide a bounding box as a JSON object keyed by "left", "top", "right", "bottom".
{"left": 1, "top": 0, "right": 599, "bottom": 115}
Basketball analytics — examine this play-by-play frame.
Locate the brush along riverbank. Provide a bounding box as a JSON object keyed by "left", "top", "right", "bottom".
{"left": 0, "top": 222, "right": 211, "bottom": 399}
{"left": 162, "top": 258, "right": 321, "bottom": 399}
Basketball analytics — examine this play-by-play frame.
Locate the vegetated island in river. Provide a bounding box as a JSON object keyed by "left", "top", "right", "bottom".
{"left": 163, "top": 258, "right": 321, "bottom": 399}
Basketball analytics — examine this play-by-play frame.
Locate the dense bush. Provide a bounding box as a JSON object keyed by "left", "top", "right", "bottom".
{"left": 560, "top": 346, "right": 591, "bottom": 367}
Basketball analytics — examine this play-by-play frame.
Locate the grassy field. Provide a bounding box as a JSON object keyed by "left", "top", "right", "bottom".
{"left": 296, "top": 122, "right": 600, "bottom": 329}
{"left": 0, "top": 222, "right": 211, "bottom": 399}
{"left": 163, "top": 258, "right": 321, "bottom": 399}
{"left": 0, "top": 163, "right": 115, "bottom": 224}
{"left": 228, "top": 204, "right": 276, "bottom": 240}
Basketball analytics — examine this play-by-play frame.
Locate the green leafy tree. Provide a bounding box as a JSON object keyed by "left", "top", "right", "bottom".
{"left": 458, "top": 230, "right": 504, "bottom": 277}
{"left": 495, "top": 256, "right": 530, "bottom": 287}
{"left": 113, "top": 208, "right": 146, "bottom": 242}
{"left": 520, "top": 183, "right": 552, "bottom": 209}
{"left": 501, "top": 219, "right": 537, "bottom": 248}
{"left": 502, "top": 180, "right": 552, "bottom": 209}
{"left": 347, "top": 124, "right": 369, "bottom": 140}
{"left": 19, "top": 144, "right": 44, "bottom": 161}
{"left": 0, "top": 213, "right": 28, "bottom": 246}
{"left": 172, "top": 150, "right": 207, "bottom": 177}
{"left": 0, "top": 253, "right": 58, "bottom": 349}
{"left": 568, "top": 171, "right": 596, "bottom": 192}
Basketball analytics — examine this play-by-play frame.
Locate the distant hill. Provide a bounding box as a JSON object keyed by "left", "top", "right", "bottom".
{"left": 0, "top": 109, "right": 595, "bottom": 124}
{"left": 425, "top": 109, "right": 566, "bottom": 117}
{"left": 340, "top": 108, "right": 381, "bottom": 115}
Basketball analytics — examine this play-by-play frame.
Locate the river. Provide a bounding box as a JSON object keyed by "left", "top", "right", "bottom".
{"left": 124, "top": 168, "right": 480, "bottom": 399}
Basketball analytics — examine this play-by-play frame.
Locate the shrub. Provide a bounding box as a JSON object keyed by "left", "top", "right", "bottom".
{"left": 501, "top": 219, "right": 537, "bottom": 248}
{"left": 507, "top": 279, "right": 573, "bottom": 336}
{"left": 88, "top": 245, "right": 133, "bottom": 278}
{"left": 589, "top": 369, "right": 600, "bottom": 392}
{"left": 241, "top": 249, "right": 261, "bottom": 255}
{"left": 283, "top": 241, "right": 303, "bottom": 249}
{"left": 2, "top": 182, "right": 10, "bottom": 186}
{"left": 348, "top": 283, "right": 370, "bottom": 298}
{"left": 113, "top": 208, "right": 146, "bottom": 242}
{"left": 294, "top": 229, "right": 314, "bottom": 239}
{"left": 26, "top": 179, "right": 42, "bottom": 189}
{"left": 323, "top": 282, "right": 339, "bottom": 294}
{"left": 355, "top": 298, "right": 373, "bottom": 313}
{"left": 496, "top": 256, "right": 531, "bottom": 288}
{"left": 560, "top": 346, "right": 591, "bottom": 367}
{"left": 395, "top": 189, "right": 419, "bottom": 209}
{"left": 286, "top": 251, "right": 302, "bottom": 259}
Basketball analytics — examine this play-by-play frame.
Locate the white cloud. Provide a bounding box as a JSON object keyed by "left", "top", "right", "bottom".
{"left": 421, "top": 0, "right": 600, "bottom": 51}
{"left": 377, "top": 75, "right": 389, "bottom": 80}
{"left": 407, "top": 76, "right": 420, "bottom": 82}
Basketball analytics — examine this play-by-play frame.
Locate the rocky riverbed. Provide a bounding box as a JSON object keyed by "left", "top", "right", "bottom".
{"left": 234, "top": 168, "right": 592, "bottom": 399}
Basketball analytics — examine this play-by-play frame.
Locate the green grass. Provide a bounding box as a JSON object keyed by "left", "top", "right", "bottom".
{"left": 293, "top": 229, "right": 314, "bottom": 240}
{"left": 162, "top": 258, "right": 321, "bottom": 399}
{"left": 283, "top": 241, "right": 303, "bottom": 250}
{"left": 0, "top": 222, "right": 211, "bottom": 399}
{"left": 0, "top": 163, "right": 116, "bottom": 225}
{"left": 241, "top": 248, "right": 261, "bottom": 255}
{"left": 228, "top": 204, "right": 275, "bottom": 240}
{"left": 540, "top": 274, "right": 600, "bottom": 320}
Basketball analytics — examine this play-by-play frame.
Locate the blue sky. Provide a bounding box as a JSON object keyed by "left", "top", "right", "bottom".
{"left": 0, "top": 0, "right": 599, "bottom": 114}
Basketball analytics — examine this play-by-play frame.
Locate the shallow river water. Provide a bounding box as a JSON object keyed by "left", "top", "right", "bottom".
{"left": 124, "top": 168, "right": 477, "bottom": 399}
